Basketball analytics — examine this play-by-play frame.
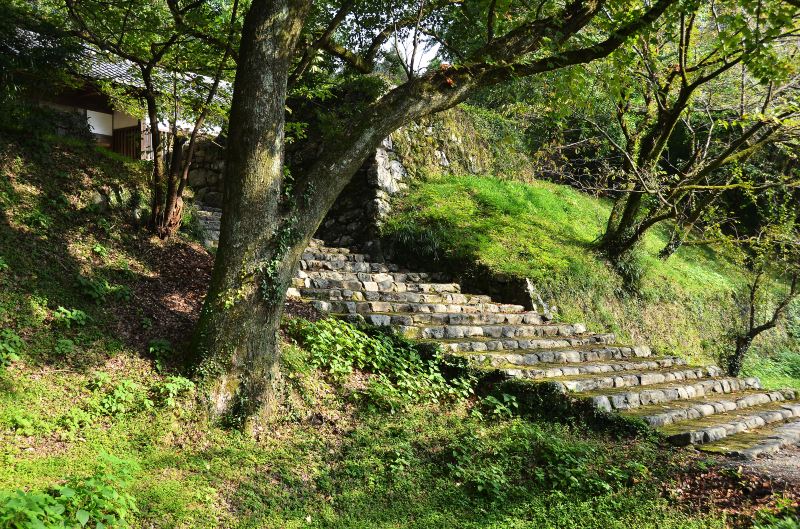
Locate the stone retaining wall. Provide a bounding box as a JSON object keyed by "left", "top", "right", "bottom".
{"left": 186, "top": 138, "right": 226, "bottom": 208}
{"left": 185, "top": 108, "right": 505, "bottom": 253}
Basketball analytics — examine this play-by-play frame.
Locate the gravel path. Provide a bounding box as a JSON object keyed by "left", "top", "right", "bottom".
{"left": 731, "top": 445, "right": 800, "bottom": 485}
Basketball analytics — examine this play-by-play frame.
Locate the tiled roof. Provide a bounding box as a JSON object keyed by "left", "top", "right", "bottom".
{"left": 79, "top": 50, "right": 143, "bottom": 87}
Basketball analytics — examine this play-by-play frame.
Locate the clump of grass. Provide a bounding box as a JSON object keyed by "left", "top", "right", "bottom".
{"left": 743, "top": 348, "right": 800, "bottom": 390}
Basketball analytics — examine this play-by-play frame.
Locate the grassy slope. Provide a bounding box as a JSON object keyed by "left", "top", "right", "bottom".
{"left": 0, "top": 134, "right": 732, "bottom": 527}
{"left": 382, "top": 173, "right": 800, "bottom": 387}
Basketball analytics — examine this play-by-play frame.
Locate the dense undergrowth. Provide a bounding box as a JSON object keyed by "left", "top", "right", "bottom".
{"left": 0, "top": 131, "right": 760, "bottom": 528}
{"left": 381, "top": 172, "right": 800, "bottom": 387}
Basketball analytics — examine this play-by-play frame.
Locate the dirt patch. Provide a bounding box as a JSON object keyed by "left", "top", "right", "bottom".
{"left": 729, "top": 446, "right": 800, "bottom": 489}
{"left": 112, "top": 235, "right": 213, "bottom": 355}
{"left": 666, "top": 452, "right": 800, "bottom": 527}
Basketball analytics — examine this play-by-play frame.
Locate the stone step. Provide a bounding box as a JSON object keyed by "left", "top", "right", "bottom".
{"left": 297, "top": 269, "right": 448, "bottom": 284}
{"left": 301, "top": 250, "right": 372, "bottom": 263}
{"left": 461, "top": 344, "right": 653, "bottom": 367}
{"left": 586, "top": 376, "right": 762, "bottom": 412}
{"left": 291, "top": 277, "right": 462, "bottom": 294}
{"left": 300, "top": 259, "right": 401, "bottom": 274}
{"left": 624, "top": 389, "right": 798, "bottom": 427}
{"left": 482, "top": 356, "right": 685, "bottom": 381}
{"left": 437, "top": 333, "right": 617, "bottom": 353}
{"left": 313, "top": 300, "right": 540, "bottom": 319}
{"left": 397, "top": 322, "right": 588, "bottom": 340}
{"left": 544, "top": 366, "right": 723, "bottom": 393}
{"left": 293, "top": 288, "right": 517, "bottom": 308}
{"left": 340, "top": 312, "right": 560, "bottom": 333}
{"left": 660, "top": 401, "right": 800, "bottom": 446}
{"left": 699, "top": 418, "right": 800, "bottom": 459}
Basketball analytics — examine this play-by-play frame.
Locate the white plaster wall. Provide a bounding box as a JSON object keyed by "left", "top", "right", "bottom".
{"left": 87, "top": 110, "right": 113, "bottom": 136}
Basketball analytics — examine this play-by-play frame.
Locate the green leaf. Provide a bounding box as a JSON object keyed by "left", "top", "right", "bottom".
{"left": 76, "top": 509, "right": 90, "bottom": 526}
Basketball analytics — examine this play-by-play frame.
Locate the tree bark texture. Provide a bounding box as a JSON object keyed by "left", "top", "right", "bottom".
{"left": 191, "top": 0, "right": 309, "bottom": 432}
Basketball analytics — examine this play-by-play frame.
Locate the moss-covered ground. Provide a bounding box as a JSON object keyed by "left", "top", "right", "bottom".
{"left": 381, "top": 172, "right": 800, "bottom": 388}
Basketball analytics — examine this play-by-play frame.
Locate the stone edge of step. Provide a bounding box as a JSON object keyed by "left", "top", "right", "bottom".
{"left": 636, "top": 389, "right": 797, "bottom": 428}
{"left": 587, "top": 376, "right": 763, "bottom": 412}
{"left": 665, "top": 402, "right": 800, "bottom": 446}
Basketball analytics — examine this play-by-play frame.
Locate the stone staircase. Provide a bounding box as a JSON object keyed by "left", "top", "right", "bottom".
{"left": 197, "top": 209, "right": 800, "bottom": 459}
{"left": 289, "top": 239, "right": 800, "bottom": 459}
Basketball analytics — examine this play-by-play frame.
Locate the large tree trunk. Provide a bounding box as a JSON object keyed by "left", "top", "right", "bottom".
{"left": 191, "top": 0, "right": 308, "bottom": 432}
{"left": 727, "top": 335, "right": 752, "bottom": 377}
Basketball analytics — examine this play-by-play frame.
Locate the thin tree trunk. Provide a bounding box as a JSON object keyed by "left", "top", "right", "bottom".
{"left": 191, "top": 0, "right": 309, "bottom": 433}
{"left": 659, "top": 193, "right": 719, "bottom": 259}
{"left": 160, "top": 135, "right": 186, "bottom": 237}
{"left": 145, "top": 92, "right": 166, "bottom": 231}
{"left": 157, "top": 0, "right": 238, "bottom": 239}
{"left": 599, "top": 191, "right": 644, "bottom": 260}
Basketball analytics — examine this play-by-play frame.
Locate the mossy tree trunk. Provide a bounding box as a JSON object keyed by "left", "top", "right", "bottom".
{"left": 191, "top": 0, "right": 309, "bottom": 432}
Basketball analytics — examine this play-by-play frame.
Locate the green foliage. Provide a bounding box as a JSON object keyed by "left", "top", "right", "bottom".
{"left": 0, "top": 1, "right": 81, "bottom": 104}
{"left": 54, "top": 339, "right": 76, "bottom": 356}
{"left": 754, "top": 500, "right": 800, "bottom": 529}
{"left": 743, "top": 348, "right": 800, "bottom": 390}
{"left": 92, "top": 379, "right": 153, "bottom": 417}
{"left": 0, "top": 329, "right": 23, "bottom": 370}
{"left": 480, "top": 393, "right": 518, "bottom": 420}
{"left": 151, "top": 376, "right": 194, "bottom": 408}
{"left": 0, "top": 465, "right": 137, "bottom": 529}
{"left": 445, "top": 420, "right": 651, "bottom": 501}
{"left": 8, "top": 411, "right": 46, "bottom": 437}
{"left": 53, "top": 307, "right": 90, "bottom": 329}
{"left": 91, "top": 245, "right": 109, "bottom": 259}
{"left": 58, "top": 408, "right": 94, "bottom": 438}
{"left": 76, "top": 276, "right": 131, "bottom": 304}
{"left": 147, "top": 339, "right": 172, "bottom": 373}
{"left": 22, "top": 208, "right": 52, "bottom": 230}
{"left": 287, "top": 317, "right": 474, "bottom": 411}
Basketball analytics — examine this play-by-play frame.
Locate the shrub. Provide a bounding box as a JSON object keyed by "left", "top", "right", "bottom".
{"left": 76, "top": 276, "right": 131, "bottom": 304}
{"left": 53, "top": 307, "right": 89, "bottom": 329}
{"left": 287, "top": 317, "right": 474, "bottom": 411}
{"left": 95, "top": 379, "right": 153, "bottom": 417}
{"left": 152, "top": 376, "right": 195, "bottom": 408}
{"left": 147, "top": 339, "right": 172, "bottom": 373}
{"left": 0, "top": 466, "right": 137, "bottom": 529}
{"left": 481, "top": 393, "right": 519, "bottom": 419}
{"left": 91, "top": 244, "right": 109, "bottom": 259}
{"left": 58, "top": 407, "right": 94, "bottom": 438}
{"left": 0, "top": 329, "right": 23, "bottom": 370}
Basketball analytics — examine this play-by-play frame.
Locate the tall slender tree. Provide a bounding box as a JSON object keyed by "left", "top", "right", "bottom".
{"left": 588, "top": 0, "right": 800, "bottom": 262}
